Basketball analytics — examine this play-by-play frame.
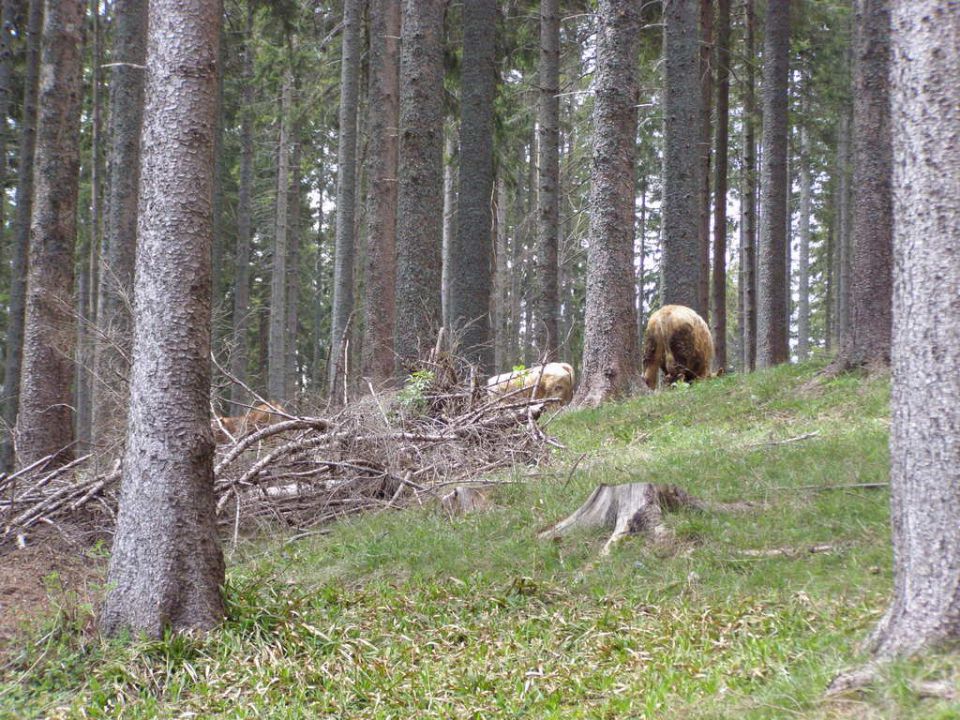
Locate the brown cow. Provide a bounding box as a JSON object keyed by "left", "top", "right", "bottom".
{"left": 641, "top": 305, "right": 717, "bottom": 389}
{"left": 211, "top": 402, "right": 286, "bottom": 444}
{"left": 486, "top": 362, "right": 576, "bottom": 406}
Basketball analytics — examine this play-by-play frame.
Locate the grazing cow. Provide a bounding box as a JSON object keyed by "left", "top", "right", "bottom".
{"left": 211, "top": 402, "right": 285, "bottom": 444}
{"left": 641, "top": 305, "right": 717, "bottom": 389}
{"left": 486, "top": 362, "right": 576, "bottom": 406}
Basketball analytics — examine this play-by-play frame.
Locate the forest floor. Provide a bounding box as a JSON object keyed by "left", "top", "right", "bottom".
{"left": 3, "top": 360, "right": 960, "bottom": 719}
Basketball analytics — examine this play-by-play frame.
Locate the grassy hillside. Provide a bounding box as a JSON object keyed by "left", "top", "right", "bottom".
{"left": 4, "top": 362, "right": 958, "bottom": 718}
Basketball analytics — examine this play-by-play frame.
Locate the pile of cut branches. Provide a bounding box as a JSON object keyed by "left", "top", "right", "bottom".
{"left": 1, "top": 357, "right": 562, "bottom": 551}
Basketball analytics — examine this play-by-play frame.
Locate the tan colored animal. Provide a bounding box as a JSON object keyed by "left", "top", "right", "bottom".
{"left": 485, "top": 362, "right": 575, "bottom": 406}
{"left": 641, "top": 305, "right": 717, "bottom": 389}
{"left": 211, "top": 402, "right": 286, "bottom": 444}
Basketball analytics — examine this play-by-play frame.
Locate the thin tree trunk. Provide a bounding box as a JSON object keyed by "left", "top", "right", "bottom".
{"left": 575, "top": 0, "right": 641, "bottom": 406}
{"left": 0, "top": 0, "right": 18, "bottom": 260}
{"left": 101, "top": 0, "right": 224, "bottom": 637}
{"left": 535, "top": 0, "right": 560, "bottom": 361}
{"left": 836, "top": 107, "right": 852, "bottom": 350}
{"left": 15, "top": 0, "right": 84, "bottom": 468}
{"left": 268, "top": 72, "right": 292, "bottom": 402}
{"left": 229, "top": 0, "right": 254, "bottom": 414}
{"left": 361, "top": 0, "right": 400, "bottom": 385}
{"left": 864, "top": 0, "right": 960, "bottom": 660}
{"left": 740, "top": 0, "right": 757, "bottom": 371}
{"left": 755, "top": 0, "right": 790, "bottom": 368}
{"left": 286, "top": 122, "right": 302, "bottom": 402}
{"left": 441, "top": 127, "right": 456, "bottom": 331}
{"left": 711, "top": 0, "right": 730, "bottom": 371}
{"left": 796, "top": 121, "right": 811, "bottom": 361}
{"left": 394, "top": 0, "right": 445, "bottom": 368}
{"left": 637, "top": 179, "right": 647, "bottom": 346}
{"left": 329, "top": 0, "right": 361, "bottom": 398}
{"left": 698, "top": 0, "right": 714, "bottom": 322}
{"left": 494, "top": 176, "right": 509, "bottom": 370}
{"left": 662, "top": 0, "right": 703, "bottom": 311}
{"left": 0, "top": 0, "right": 42, "bottom": 473}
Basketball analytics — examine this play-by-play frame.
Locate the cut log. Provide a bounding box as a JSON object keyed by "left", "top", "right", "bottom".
{"left": 539, "top": 483, "right": 706, "bottom": 555}
{"left": 440, "top": 486, "right": 490, "bottom": 516}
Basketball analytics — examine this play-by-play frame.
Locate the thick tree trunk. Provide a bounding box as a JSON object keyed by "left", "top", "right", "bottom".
{"left": 229, "top": 1, "right": 255, "bottom": 415}
{"left": 268, "top": 72, "right": 293, "bottom": 402}
{"left": 575, "top": 0, "right": 640, "bottom": 407}
{"left": 394, "top": 0, "right": 445, "bottom": 369}
{"left": 0, "top": 0, "right": 42, "bottom": 472}
{"left": 101, "top": 0, "right": 224, "bottom": 638}
{"left": 710, "top": 0, "right": 730, "bottom": 371}
{"left": 661, "top": 0, "right": 703, "bottom": 311}
{"left": 91, "top": 0, "right": 147, "bottom": 448}
{"left": 535, "top": 0, "right": 560, "bottom": 362}
{"left": 15, "top": 0, "right": 84, "bottom": 469}
{"left": 740, "top": 0, "right": 757, "bottom": 372}
{"left": 361, "top": 0, "right": 400, "bottom": 386}
{"left": 755, "top": 0, "right": 790, "bottom": 368}
{"left": 329, "top": 0, "right": 361, "bottom": 398}
{"left": 449, "top": 0, "right": 496, "bottom": 371}
{"left": 864, "top": 0, "right": 960, "bottom": 660}
{"left": 697, "top": 0, "right": 714, "bottom": 323}
{"left": 838, "top": 0, "right": 893, "bottom": 369}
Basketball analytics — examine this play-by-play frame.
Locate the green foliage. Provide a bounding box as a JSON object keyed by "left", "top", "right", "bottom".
{"left": 397, "top": 369, "right": 436, "bottom": 412}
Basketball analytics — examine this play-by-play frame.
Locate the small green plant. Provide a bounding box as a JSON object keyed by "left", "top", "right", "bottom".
{"left": 397, "top": 369, "right": 435, "bottom": 412}
{"left": 512, "top": 364, "right": 526, "bottom": 373}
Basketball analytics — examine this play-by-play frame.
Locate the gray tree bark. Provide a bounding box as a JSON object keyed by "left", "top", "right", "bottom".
{"left": 661, "top": 0, "right": 703, "bottom": 312}
{"left": 286, "top": 117, "right": 303, "bottom": 402}
{"left": 839, "top": 0, "right": 893, "bottom": 369}
{"left": 575, "top": 0, "right": 641, "bottom": 407}
{"left": 449, "top": 0, "right": 496, "bottom": 371}
{"left": 866, "top": 0, "right": 960, "bottom": 660}
{"left": 394, "top": 0, "right": 445, "bottom": 369}
{"left": 836, "top": 109, "right": 853, "bottom": 350}
{"left": 0, "top": 0, "right": 17, "bottom": 258}
{"left": 755, "top": 0, "right": 790, "bottom": 368}
{"left": 535, "top": 0, "right": 560, "bottom": 362}
{"left": 441, "top": 127, "right": 457, "bottom": 331}
{"left": 329, "top": 0, "right": 361, "bottom": 397}
{"left": 268, "top": 71, "right": 292, "bottom": 402}
{"left": 15, "top": 0, "right": 84, "bottom": 468}
{"left": 697, "top": 0, "right": 713, "bottom": 322}
{"left": 101, "top": 0, "right": 224, "bottom": 637}
{"left": 796, "top": 120, "right": 812, "bottom": 361}
{"left": 740, "top": 0, "right": 757, "bottom": 371}
{"left": 229, "top": 1, "right": 255, "bottom": 415}
{"left": 91, "top": 0, "right": 147, "bottom": 448}
{"left": 0, "top": 0, "right": 42, "bottom": 473}
{"left": 494, "top": 176, "right": 509, "bottom": 370}
{"left": 361, "top": 0, "right": 400, "bottom": 386}
{"left": 711, "top": 0, "right": 730, "bottom": 371}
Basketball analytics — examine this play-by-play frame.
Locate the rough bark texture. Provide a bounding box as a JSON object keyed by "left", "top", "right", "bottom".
{"left": 441, "top": 128, "right": 456, "bottom": 330}
{"left": 449, "top": 0, "right": 496, "bottom": 370}
{"left": 394, "top": 0, "right": 445, "bottom": 369}
{"left": 329, "top": 0, "right": 361, "bottom": 397}
{"left": 711, "top": 0, "right": 730, "bottom": 371}
{"left": 697, "top": 0, "right": 713, "bottom": 322}
{"left": 229, "top": 1, "right": 254, "bottom": 415}
{"left": 867, "top": 0, "right": 960, "bottom": 659}
{"left": 0, "top": 0, "right": 42, "bottom": 472}
{"left": 575, "top": 0, "right": 640, "bottom": 407}
{"left": 91, "top": 0, "right": 147, "bottom": 448}
{"left": 361, "top": 0, "right": 400, "bottom": 386}
{"left": 15, "top": 0, "right": 84, "bottom": 468}
{"left": 836, "top": 110, "right": 853, "bottom": 349}
{"left": 796, "top": 121, "right": 812, "bottom": 361}
{"left": 286, "top": 126, "right": 302, "bottom": 401}
{"left": 662, "top": 0, "right": 703, "bottom": 311}
{"left": 268, "top": 72, "right": 292, "bottom": 402}
{"left": 840, "top": 0, "right": 893, "bottom": 368}
{"left": 535, "top": 0, "right": 560, "bottom": 361}
{"left": 740, "top": 0, "right": 757, "bottom": 371}
{"left": 755, "top": 0, "right": 790, "bottom": 368}
{"left": 494, "top": 176, "right": 509, "bottom": 370}
{"left": 101, "top": 0, "right": 225, "bottom": 637}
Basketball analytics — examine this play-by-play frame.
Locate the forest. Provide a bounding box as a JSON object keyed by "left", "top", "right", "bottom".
{"left": 0, "top": 0, "right": 959, "bottom": 717}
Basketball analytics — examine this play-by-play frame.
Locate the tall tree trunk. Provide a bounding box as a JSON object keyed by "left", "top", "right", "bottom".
{"left": 229, "top": 0, "right": 254, "bottom": 414}
{"left": 865, "top": 0, "right": 960, "bottom": 660}
{"left": 441, "top": 127, "right": 456, "bottom": 331}
{"left": 91, "top": 0, "right": 147, "bottom": 449}
{"left": 394, "top": 0, "right": 445, "bottom": 369}
{"left": 697, "top": 0, "right": 714, "bottom": 322}
{"left": 839, "top": 0, "right": 893, "bottom": 369}
{"left": 268, "top": 72, "right": 292, "bottom": 402}
{"left": 575, "top": 0, "right": 640, "bottom": 407}
{"left": 740, "top": 0, "right": 757, "bottom": 371}
{"left": 710, "top": 0, "right": 730, "bottom": 371}
{"left": 636, "top": 179, "right": 647, "bottom": 346}
{"left": 755, "top": 0, "right": 790, "bottom": 368}
{"left": 796, "top": 121, "right": 811, "bottom": 361}
{"left": 824, "top": 183, "right": 835, "bottom": 352}
{"left": 836, "top": 108, "right": 852, "bottom": 351}
{"left": 361, "top": 0, "right": 400, "bottom": 385}
{"left": 101, "top": 0, "right": 224, "bottom": 637}
{"left": 329, "top": 0, "right": 361, "bottom": 397}
{"left": 449, "top": 0, "right": 496, "bottom": 370}
{"left": 535, "top": 0, "right": 560, "bottom": 361}
{"left": 0, "top": 0, "right": 17, "bottom": 259}
{"left": 286, "top": 123, "right": 302, "bottom": 402}
{"left": 494, "top": 175, "right": 509, "bottom": 370}
{"left": 661, "top": 0, "right": 703, "bottom": 311}
{"left": 15, "top": 0, "right": 84, "bottom": 468}
{"left": 0, "top": 0, "right": 42, "bottom": 473}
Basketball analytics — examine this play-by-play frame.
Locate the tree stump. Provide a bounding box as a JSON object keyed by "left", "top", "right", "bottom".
{"left": 539, "top": 483, "right": 706, "bottom": 555}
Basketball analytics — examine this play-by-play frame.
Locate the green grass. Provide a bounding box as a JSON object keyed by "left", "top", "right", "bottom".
{"left": 3, "top": 362, "right": 959, "bottom": 718}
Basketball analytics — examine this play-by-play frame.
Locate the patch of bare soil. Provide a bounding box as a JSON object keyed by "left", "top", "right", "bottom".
{"left": 0, "top": 527, "right": 105, "bottom": 658}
